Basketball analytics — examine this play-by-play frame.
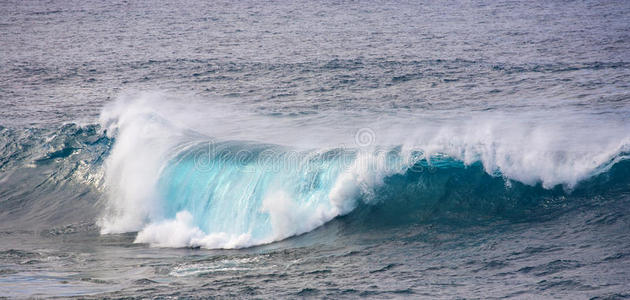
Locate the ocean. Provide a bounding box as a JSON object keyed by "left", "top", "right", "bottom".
{"left": 1, "top": 0, "right": 630, "bottom": 298}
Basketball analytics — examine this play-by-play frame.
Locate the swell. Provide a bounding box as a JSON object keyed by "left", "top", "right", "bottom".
{"left": 0, "top": 124, "right": 110, "bottom": 229}
{"left": 0, "top": 124, "right": 628, "bottom": 245}
{"left": 350, "top": 155, "right": 630, "bottom": 229}
{"left": 1, "top": 96, "right": 629, "bottom": 248}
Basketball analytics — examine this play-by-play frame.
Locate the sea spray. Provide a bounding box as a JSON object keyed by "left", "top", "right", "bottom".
{"left": 97, "top": 93, "right": 630, "bottom": 248}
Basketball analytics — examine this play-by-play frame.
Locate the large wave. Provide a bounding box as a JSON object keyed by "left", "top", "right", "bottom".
{"left": 91, "top": 92, "right": 630, "bottom": 249}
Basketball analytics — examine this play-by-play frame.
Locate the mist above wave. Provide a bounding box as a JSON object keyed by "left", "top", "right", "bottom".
{"left": 97, "top": 92, "right": 629, "bottom": 248}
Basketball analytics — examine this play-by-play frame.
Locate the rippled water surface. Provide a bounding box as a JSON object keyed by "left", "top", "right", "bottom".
{"left": 1, "top": 0, "right": 630, "bottom": 298}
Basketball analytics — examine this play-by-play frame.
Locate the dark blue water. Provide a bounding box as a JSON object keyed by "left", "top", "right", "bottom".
{"left": 1, "top": 0, "right": 630, "bottom": 298}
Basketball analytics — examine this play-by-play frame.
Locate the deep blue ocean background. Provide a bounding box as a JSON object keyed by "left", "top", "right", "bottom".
{"left": 1, "top": 0, "right": 630, "bottom": 298}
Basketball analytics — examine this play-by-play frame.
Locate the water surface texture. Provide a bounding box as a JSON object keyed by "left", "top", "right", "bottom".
{"left": 1, "top": 0, "right": 630, "bottom": 298}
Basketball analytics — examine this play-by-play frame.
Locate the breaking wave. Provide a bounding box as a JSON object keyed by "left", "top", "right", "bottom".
{"left": 1, "top": 92, "right": 629, "bottom": 248}
{"left": 95, "top": 93, "right": 630, "bottom": 248}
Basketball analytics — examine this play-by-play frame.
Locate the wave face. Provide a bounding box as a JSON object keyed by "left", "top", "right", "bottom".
{"left": 0, "top": 124, "right": 110, "bottom": 229}
{"left": 92, "top": 93, "right": 630, "bottom": 249}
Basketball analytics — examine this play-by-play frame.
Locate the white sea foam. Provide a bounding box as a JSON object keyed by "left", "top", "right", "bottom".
{"left": 98, "top": 92, "right": 630, "bottom": 248}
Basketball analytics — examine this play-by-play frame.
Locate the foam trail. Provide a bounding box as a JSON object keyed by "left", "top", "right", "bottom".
{"left": 98, "top": 92, "right": 630, "bottom": 248}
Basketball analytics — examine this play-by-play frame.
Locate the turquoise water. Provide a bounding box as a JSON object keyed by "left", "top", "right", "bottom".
{"left": 1, "top": 0, "right": 630, "bottom": 298}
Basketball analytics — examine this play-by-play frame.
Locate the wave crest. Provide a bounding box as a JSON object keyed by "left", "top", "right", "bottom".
{"left": 93, "top": 93, "right": 630, "bottom": 249}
